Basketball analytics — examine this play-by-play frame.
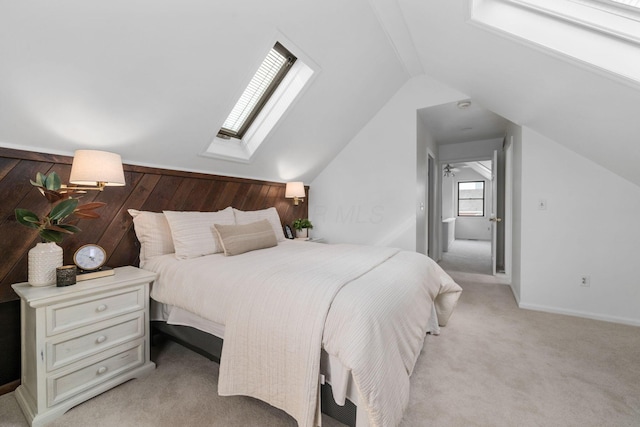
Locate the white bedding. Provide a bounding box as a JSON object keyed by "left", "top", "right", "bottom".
{"left": 146, "top": 240, "right": 460, "bottom": 427}
{"left": 149, "top": 301, "right": 361, "bottom": 416}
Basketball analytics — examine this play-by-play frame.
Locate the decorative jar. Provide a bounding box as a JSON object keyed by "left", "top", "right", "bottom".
{"left": 28, "top": 242, "right": 63, "bottom": 287}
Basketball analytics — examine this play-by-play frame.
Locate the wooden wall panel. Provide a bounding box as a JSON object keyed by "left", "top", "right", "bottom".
{"left": 0, "top": 147, "right": 308, "bottom": 303}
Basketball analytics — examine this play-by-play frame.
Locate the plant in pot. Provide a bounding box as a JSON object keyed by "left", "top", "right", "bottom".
{"left": 292, "top": 218, "right": 313, "bottom": 239}
{"left": 15, "top": 172, "right": 106, "bottom": 286}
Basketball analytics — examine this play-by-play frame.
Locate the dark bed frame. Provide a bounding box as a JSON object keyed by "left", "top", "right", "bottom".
{"left": 151, "top": 321, "right": 358, "bottom": 427}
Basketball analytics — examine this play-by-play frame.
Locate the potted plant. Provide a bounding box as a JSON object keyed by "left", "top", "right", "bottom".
{"left": 15, "top": 172, "right": 105, "bottom": 286}
{"left": 292, "top": 218, "right": 313, "bottom": 239}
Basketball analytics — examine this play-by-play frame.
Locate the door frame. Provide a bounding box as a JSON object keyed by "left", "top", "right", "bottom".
{"left": 427, "top": 152, "right": 437, "bottom": 259}
{"left": 437, "top": 150, "right": 513, "bottom": 280}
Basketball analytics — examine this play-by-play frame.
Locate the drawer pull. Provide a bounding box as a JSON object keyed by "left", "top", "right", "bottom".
{"left": 96, "top": 304, "right": 108, "bottom": 312}
{"left": 97, "top": 366, "right": 108, "bottom": 375}
{"left": 95, "top": 335, "right": 107, "bottom": 344}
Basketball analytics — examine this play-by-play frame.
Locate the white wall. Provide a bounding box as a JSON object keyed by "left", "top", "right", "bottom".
{"left": 309, "top": 75, "right": 465, "bottom": 249}
{"left": 442, "top": 173, "right": 455, "bottom": 220}
{"left": 439, "top": 138, "right": 503, "bottom": 163}
{"left": 507, "top": 122, "right": 523, "bottom": 301}
{"left": 518, "top": 127, "right": 640, "bottom": 326}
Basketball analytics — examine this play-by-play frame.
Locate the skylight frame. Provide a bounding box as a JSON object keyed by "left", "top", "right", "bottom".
{"left": 202, "top": 35, "right": 319, "bottom": 164}
{"left": 217, "top": 42, "right": 297, "bottom": 140}
{"left": 469, "top": 0, "right": 640, "bottom": 86}
{"left": 504, "top": 0, "right": 640, "bottom": 41}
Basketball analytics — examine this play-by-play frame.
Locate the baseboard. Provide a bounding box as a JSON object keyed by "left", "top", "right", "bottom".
{"left": 0, "top": 379, "right": 20, "bottom": 396}
{"left": 508, "top": 283, "right": 520, "bottom": 305}
{"left": 518, "top": 302, "right": 640, "bottom": 327}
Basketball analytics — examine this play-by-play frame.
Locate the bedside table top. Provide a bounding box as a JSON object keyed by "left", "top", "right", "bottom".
{"left": 294, "top": 237, "right": 325, "bottom": 243}
{"left": 12, "top": 266, "right": 156, "bottom": 306}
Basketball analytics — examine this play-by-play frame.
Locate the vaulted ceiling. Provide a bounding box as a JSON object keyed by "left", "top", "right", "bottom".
{"left": 2, "top": 0, "right": 640, "bottom": 186}
{"left": 0, "top": 0, "right": 408, "bottom": 182}
{"left": 393, "top": 0, "right": 640, "bottom": 185}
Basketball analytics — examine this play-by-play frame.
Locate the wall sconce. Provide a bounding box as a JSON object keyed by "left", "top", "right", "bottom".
{"left": 285, "top": 181, "right": 305, "bottom": 205}
{"left": 63, "top": 150, "right": 126, "bottom": 191}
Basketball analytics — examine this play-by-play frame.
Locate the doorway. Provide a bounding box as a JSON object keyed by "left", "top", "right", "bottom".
{"left": 440, "top": 160, "right": 494, "bottom": 276}
{"left": 416, "top": 99, "right": 514, "bottom": 280}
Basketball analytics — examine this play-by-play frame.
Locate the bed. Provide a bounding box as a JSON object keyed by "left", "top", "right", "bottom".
{"left": 129, "top": 207, "right": 462, "bottom": 427}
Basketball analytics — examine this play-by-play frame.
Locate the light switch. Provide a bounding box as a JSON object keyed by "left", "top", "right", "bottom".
{"left": 538, "top": 199, "right": 547, "bottom": 210}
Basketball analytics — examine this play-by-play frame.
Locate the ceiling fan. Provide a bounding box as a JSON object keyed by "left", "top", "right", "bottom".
{"left": 443, "top": 164, "right": 460, "bottom": 177}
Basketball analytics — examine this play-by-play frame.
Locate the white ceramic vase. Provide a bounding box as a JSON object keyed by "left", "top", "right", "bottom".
{"left": 296, "top": 228, "right": 308, "bottom": 239}
{"left": 28, "top": 242, "right": 63, "bottom": 287}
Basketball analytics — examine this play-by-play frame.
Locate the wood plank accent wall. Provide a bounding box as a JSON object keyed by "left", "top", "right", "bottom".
{"left": 0, "top": 147, "right": 309, "bottom": 304}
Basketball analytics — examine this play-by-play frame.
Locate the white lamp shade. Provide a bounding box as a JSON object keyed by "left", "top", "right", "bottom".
{"left": 285, "top": 181, "right": 305, "bottom": 198}
{"left": 69, "top": 150, "right": 126, "bottom": 186}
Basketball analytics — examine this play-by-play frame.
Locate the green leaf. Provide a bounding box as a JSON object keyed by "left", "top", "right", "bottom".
{"left": 44, "top": 172, "right": 62, "bottom": 191}
{"left": 15, "top": 209, "right": 41, "bottom": 229}
{"left": 39, "top": 229, "right": 63, "bottom": 243}
{"left": 35, "top": 172, "right": 46, "bottom": 187}
{"left": 49, "top": 198, "right": 78, "bottom": 221}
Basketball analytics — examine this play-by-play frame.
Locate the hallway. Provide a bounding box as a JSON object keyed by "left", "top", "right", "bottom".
{"left": 438, "top": 239, "right": 492, "bottom": 276}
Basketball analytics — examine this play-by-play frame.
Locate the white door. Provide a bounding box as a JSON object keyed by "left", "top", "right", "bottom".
{"left": 490, "top": 149, "right": 500, "bottom": 275}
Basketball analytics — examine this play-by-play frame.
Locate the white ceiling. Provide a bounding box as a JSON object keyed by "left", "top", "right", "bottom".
{"left": 0, "top": 0, "right": 408, "bottom": 183}
{"left": 394, "top": 0, "right": 640, "bottom": 186}
{"left": 418, "top": 100, "right": 511, "bottom": 145}
{"left": 1, "top": 0, "right": 640, "bottom": 186}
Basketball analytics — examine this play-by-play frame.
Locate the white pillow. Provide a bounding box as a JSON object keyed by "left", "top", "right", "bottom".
{"left": 233, "top": 207, "right": 286, "bottom": 241}
{"left": 164, "top": 207, "right": 236, "bottom": 259}
{"left": 128, "top": 209, "right": 175, "bottom": 261}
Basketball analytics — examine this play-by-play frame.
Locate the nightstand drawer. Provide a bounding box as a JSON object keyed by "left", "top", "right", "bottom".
{"left": 47, "top": 312, "right": 145, "bottom": 371}
{"left": 47, "top": 340, "right": 145, "bottom": 407}
{"left": 46, "top": 286, "right": 145, "bottom": 336}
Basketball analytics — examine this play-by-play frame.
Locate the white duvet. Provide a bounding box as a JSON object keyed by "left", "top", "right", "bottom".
{"left": 148, "top": 240, "right": 460, "bottom": 427}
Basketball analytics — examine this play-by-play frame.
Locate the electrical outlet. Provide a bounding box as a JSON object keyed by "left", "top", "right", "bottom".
{"left": 580, "top": 276, "right": 591, "bottom": 287}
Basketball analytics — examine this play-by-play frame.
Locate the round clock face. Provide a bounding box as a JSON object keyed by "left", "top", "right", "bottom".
{"left": 73, "top": 244, "right": 107, "bottom": 271}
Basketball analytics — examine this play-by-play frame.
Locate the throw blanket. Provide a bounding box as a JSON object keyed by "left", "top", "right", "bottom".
{"left": 323, "top": 251, "right": 454, "bottom": 426}
{"left": 217, "top": 244, "right": 400, "bottom": 427}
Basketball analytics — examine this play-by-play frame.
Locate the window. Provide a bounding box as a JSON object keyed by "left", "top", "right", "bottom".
{"left": 203, "top": 36, "right": 317, "bottom": 163}
{"left": 458, "top": 181, "right": 485, "bottom": 217}
{"left": 217, "top": 42, "right": 297, "bottom": 140}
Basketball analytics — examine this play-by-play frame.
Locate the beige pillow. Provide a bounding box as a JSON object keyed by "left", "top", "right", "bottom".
{"left": 164, "top": 207, "right": 235, "bottom": 259}
{"left": 213, "top": 219, "right": 278, "bottom": 256}
{"left": 128, "top": 209, "right": 175, "bottom": 261}
{"left": 233, "top": 207, "right": 286, "bottom": 241}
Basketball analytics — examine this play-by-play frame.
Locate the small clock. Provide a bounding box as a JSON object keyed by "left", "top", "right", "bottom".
{"left": 73, "top": 244, "right": 107, "bottom": 271}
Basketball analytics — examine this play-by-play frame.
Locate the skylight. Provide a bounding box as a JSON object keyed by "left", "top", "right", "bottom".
{"left": 217, "top": 42, "right": 296, "bottom": 140}
{"left": 608, "top": 0, "right": 640, "bottom": 8}
{"left": 571, "top": 0, "right": 640, "bottom": 17}
{"left": 470, "top": 0, "right": 640, "bottom": 85}
{"left": 202, "top": 37, "right": 317, "bottom": 163}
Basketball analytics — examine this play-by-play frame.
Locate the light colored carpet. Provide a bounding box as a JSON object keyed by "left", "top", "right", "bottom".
{"left": 1, "top": 272, "right": 639, "bottom": 426}
{"left": 439, "top": 239, "right": 492, "bottom": 275}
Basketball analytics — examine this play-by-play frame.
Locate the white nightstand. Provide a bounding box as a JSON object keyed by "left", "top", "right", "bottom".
{"left": 295, "top": 237, "right": 325, "bottom": 243}
{"left": 11, "top": 266, "right": 157, "bottom": 427}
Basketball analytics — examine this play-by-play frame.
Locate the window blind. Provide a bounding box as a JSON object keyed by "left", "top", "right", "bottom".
{"left": 219, "top": 43, "right": 296, "bottom": 139}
